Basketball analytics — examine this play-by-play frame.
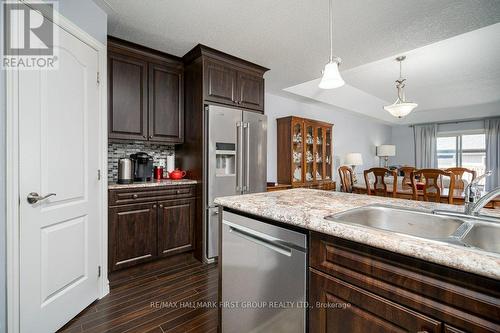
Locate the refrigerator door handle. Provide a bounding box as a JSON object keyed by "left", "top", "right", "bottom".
{"left": 244, "top": 122, "right": 250, "bottom": 192}
{"left": 236, "top": 122, "right": 243, "bottom": 192}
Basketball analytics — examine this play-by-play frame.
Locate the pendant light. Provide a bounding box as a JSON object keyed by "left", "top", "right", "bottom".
{"left": 318, "top": 0, "right": 345, "bottom": 89}
{"left": 383, "top": 56, "right": 418, "bottom": 118}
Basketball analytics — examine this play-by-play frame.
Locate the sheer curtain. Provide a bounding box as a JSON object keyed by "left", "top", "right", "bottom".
{"left": 485, "top": 118, "right": 500, "bottom": 191}
{"left": 413, "top": 124, "right": 438, "bottom": 169}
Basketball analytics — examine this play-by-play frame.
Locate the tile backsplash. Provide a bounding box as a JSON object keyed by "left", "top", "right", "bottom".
{"left": 108, "top": 141, "right": 174, "bottom": 182}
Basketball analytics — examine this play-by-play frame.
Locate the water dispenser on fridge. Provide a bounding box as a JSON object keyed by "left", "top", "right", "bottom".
{"left": 215, "top": 143, "right": 236, "bottom": 177}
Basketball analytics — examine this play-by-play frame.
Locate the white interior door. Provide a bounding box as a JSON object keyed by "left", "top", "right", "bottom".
{"left": 18, "top": 19, "right": 101, "bottom": 333}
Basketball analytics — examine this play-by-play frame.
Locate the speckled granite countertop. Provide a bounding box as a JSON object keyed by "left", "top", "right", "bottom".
{"left": 214, "top": 189, "right": 500, "bottom": 280}
{"left": 108, "top": 179, "right": 198, "bottom": 190}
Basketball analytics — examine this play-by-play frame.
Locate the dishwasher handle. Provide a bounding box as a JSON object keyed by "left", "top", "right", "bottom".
{"left": 229, "top": 225, "right": 292, "bottom": 257}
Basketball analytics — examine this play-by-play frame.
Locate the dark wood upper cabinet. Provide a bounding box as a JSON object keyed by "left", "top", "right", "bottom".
{"left": 183, "top": 44, "right": 269, "bottom": 113}
{"left": 157, "top": 198, "right": 195, "bottom": 257}
{"left": 204, "top": 58, "right": 237, "bottom": 105}
{"left": 148, "top": 63, "right": 184, "bottom": 143}
{"left": 108, "top": 202, "right": 157, "bottom": 272}
{"left": 202, "top": 57, "right": 265, "bottom": 111}
{"left": 237, "top": 71, "right": 264, "bottom": 110}
{"left": 108, "top": 36, "right": 184, "bottom": 143}
{"left": 108, "top": 52, "right": 148, "bottom": 140}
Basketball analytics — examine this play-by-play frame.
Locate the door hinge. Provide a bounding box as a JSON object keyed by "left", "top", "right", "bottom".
{"left": 98, "top": 266, "right": 101, "bottom": 277}
{"left": 97, "top": 71, "right": 100, "bottom": 85}
{"left": 97, "top": 169, "right": 101, "bottom": 181}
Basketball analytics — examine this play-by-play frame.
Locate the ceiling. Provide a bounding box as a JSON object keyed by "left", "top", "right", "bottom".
{"left": 98, "top": 0, "right": 500, "bottom": 123}
{"left": 286, "top": 23, "right": 500, "bottom": 124}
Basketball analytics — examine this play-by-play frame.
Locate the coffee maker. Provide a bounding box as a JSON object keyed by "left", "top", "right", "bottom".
{"left": 130, "top": 152, "right": 153, "bottom": 181}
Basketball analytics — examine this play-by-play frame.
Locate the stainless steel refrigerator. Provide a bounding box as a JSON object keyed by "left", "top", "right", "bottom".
{"left": 205, "top": 105, "right": 267, "bottom": 260}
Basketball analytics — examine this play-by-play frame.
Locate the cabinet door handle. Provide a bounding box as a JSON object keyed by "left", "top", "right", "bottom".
{"left": 149, "top": 135, "right": 153, "bottom": 139}
{"left": 142, "top": 135, "right": 146, "bottom": 138}
{"left": 132, "top": 194, "right": 138, "bottom": 199}
{"left": 159, "top": 204, "right": 163, "bottom": 208}
{"left": 153, "top": 204, "right": 157, "bottom": 208}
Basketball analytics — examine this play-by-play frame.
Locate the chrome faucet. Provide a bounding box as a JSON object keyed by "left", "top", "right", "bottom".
{"left": 464, "top": 170, "right": 500, "bottom": 215}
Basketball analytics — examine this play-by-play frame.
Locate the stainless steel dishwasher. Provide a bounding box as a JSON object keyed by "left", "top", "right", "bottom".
{"left": 221, "top": 211, "right": 307, "bottom": 333}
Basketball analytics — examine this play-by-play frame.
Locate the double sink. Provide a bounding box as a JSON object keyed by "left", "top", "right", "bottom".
{"left": 325, "top": 205, "right": 500, "bottom": 255}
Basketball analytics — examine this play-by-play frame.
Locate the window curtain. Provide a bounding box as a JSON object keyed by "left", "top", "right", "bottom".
{"left": 485, "top": 118, "right": 500, "bottom": 191}
{"left": 413, "top": 124, "right": 438, "bottom": 169}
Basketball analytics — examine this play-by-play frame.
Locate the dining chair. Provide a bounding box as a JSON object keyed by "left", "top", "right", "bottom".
{"left": 363, "top": 168, "right": 397, "bottom": 197}
{"left": 399, "top": 166, "right": 416, "bottom": 189}
{"left": 411, "top": 169, "right": 455, "bottom": 204}
{"left": 338, "top": 166, "right": 354, "bottom": 193}
{"left": 445, "top": 167, "right": 476, "bottom": 190}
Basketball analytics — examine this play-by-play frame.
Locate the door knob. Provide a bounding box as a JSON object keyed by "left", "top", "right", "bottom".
{"left": 27, "top": 192, "right": 56, "bottom": 204}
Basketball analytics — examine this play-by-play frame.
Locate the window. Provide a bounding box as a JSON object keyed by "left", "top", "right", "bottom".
{"left": 437, "top": 133, "right": 486, "bottom": 185}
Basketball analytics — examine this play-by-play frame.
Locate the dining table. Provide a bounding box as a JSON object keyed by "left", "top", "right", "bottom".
{"left": 352, "top": 182, "right": 500, "bottom": 209}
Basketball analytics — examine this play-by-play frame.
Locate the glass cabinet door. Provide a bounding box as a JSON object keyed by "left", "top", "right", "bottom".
{"left": 304, "top": 122, "right": 314, "bottom": 183}
{"left": 315, "top": 127, "right": 324, "bottom": 181}
{"left": 292, "top": 120, "right": 303, "bottom": 183}
{"left": 325, "top": 127, "right": 332, "bottom": 180}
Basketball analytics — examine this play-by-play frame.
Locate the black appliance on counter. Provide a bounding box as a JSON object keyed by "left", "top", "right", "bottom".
{"left": 130, "top": 152, "right": 153, "bottom": 181}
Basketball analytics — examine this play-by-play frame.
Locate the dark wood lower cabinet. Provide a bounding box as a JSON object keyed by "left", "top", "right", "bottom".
{"left": 108, "top": 203, "right": 157, "bottom": 271}
{"left": 108, "top": 185, "right": 198, "bottom": 272}
{"left": 157, "top": 198, "right": 195, "bottom": 257}
{"left": 309, "top": 269, "right": 441, "bottom": 333}
{"left": 309, "top": 232, "right": 500, "bottom": 333}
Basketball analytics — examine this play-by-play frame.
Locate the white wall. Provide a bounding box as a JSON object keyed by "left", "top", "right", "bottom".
{"left": 438, "top": 120, "right": 486, "bottom": 134}
{"left": 51, "top": 0, "right": 108, "bottom": 44}
{"left": 266, "top": 93, "right": 392, "bottom": 183}
{"left": 390, "top": 126, "right": 415, "bottom": 166}
{"left": 0, "top": 2, "right": 106, "bottom": 331}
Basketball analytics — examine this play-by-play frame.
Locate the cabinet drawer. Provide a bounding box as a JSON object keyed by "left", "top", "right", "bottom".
{"left": 309, "top": 268, "right": 442, "bottom": 333}
{"left": 109, "top": 185, "right": 195, "bottom": 206}
{"left": 310, "top": 232, "right": 500, "bottom": 332}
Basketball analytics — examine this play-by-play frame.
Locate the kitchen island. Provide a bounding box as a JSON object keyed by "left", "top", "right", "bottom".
{"left": 215, "top": 189, "right": 500, "bottom": 333}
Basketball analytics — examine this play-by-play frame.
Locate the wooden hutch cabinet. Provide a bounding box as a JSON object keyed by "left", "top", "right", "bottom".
{"left": 277, "top": 116, "right": 335, "bottom": 190}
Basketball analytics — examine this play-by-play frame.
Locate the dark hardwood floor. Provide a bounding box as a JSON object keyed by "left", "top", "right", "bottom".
{"left": 58, "top": 254, "right": 218, "bottom": 333}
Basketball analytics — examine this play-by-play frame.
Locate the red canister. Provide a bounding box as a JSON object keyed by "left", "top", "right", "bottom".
{"left": 154, "top": 166, "right": 164, "bottom": 180}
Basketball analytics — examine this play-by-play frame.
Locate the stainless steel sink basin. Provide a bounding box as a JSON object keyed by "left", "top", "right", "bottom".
{"left": 326, "top": 205, "right": 466, "bottom": 239}
{"left": 462, "top": 223, "right": 500, "bottom": 254}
